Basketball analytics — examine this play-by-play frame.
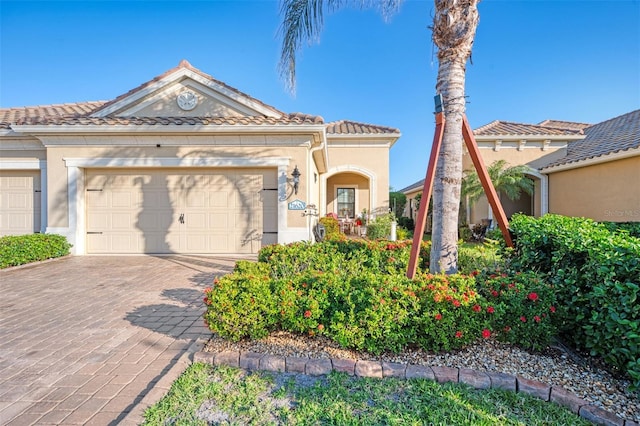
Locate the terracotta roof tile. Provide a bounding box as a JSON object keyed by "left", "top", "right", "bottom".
{"left": 90, "top": 59, "right": 284, "bottom": 117}
{"left": 326, "top": 120, "right": 400, "bottom": 135}
{"left": 474, "top": 120, "right": 583, "bottom": 136}
{"left": 11, "top": 113, "right": 324, "bottom": 127}
{"left": 537, "top": 119, "right": 591, "bottom": 131}
{"left": 543, "top": 109, "right": 640, "bottom": 168}
{"left": 0, "top": 101, "right": 106, "bottom": 128}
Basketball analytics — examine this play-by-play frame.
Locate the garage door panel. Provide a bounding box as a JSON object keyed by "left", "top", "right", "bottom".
{"left": 209, "top": 191, "right": 229, "bottom": 208}
{"left": 86, "top": 168, "right": 276, "bottom": 254}
{"left": 111, "top": 191, "right": 135, "bottom": 208}
{"left": 87, "top": 212, "right": 110, "bottom": 229}
{"left": 0, "top": 171, "right": 40, "bottom": 236}
{"left": 185, "top": 190, "right": 206, "bottom": 208}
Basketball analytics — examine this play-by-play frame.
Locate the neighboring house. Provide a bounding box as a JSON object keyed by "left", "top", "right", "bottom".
{"left": 400, "top": 109, "right": 639, "bottom": 226}
{"left": 0, "top": 60, "right": 400, "bottom": 254}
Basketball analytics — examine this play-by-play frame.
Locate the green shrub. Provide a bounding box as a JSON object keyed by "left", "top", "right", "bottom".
{"left": 601, "top": 221, "right": 640, "bottom": 238}
{"left": 397, "top": 216, "right": 414, "bottom": 231}
{"left": 318, "top": 217, "right": 342, "bottom": 241}
{"left": 0, "top": 233, "right": 71, "bottom": 268}
{"left": 396, "top": 226, "right": 411, "bottom": 240}
{"left": 459, "top": 226, "right": 473, "bottom": 242}
{"left": 507, "top": 214, "right": 640, "bottom": 389}
{"left": 203, "top": 239, "right": 557, "bottom": 354}
{"left": 457, "top": 240, "right": 502, "bottom": 274}
{"left": 203, "top": 269, "right": 278, "bottom": 341}
{"left": 366, "top": 213, "right": 395, "bottom": 240}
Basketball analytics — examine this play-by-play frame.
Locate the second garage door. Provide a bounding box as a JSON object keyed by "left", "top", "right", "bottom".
{"left": 85, "top": 168, "right": 277, "bottom": 254}
{"left": 0, "top": 170, "right": 41, "bottom": 236}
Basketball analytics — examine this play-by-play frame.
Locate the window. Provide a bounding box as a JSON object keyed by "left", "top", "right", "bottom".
{"left": 337, "top": 188, "right": 355, "bottom": 218}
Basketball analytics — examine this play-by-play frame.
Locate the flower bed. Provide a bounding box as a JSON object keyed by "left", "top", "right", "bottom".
{"left": 203, "top": 239, "right": 557, "bottom": 355}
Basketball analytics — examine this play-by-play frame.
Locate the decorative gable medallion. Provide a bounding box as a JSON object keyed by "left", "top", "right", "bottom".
{"left": 176, "top": 90, "right": 198, "bottom": 111}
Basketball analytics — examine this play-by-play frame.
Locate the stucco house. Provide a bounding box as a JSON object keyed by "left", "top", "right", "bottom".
{"left": 0, "top": 60, "right": 400, "bottom": 254}
{"left": 401, "top": 109, "right": 639, "bottom": 226}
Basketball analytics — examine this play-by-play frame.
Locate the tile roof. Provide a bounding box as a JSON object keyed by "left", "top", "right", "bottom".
{"left": 0, "top": 61, "right": 398, "bottom": 137}
{"left": 90, "top": 59, "right": 285, "bottom": 117}
{"left": 543, "top": 109, "right": 640, "bottom": 169}
{"left": 474, "top": 120, "right": 584, "bottom": 136}
{"left": 399, "top": 179, "right": 425, "bottom": 194}
{"left": 0, "top": 102, "right": 106, "bottom": 128}
{"left": 10, "top": 113, "right": 324, "bottom": 127}
{"left": 325, "top": 120, "right": 400, "bottom": 135}
{"left": 537, "top": 119, "right": 591, "bottom": 131}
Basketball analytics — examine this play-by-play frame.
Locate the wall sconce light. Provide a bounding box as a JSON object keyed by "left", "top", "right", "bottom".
{"left": 291, "top": 165, "right": 301, "bottom": 195}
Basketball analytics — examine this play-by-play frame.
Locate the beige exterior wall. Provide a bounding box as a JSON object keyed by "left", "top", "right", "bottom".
{"left": 325, "top": 143, "right": 390, "bottom": 217}
{"left": 42, "top": 137, "right": 313, "bottom": 229}
{"left": 134, "top": 90, "right": 246, "bottom": 118}
{"left": 548, "top": 156, "right": 640, "bottom": 222}
{"left": 462, "top": 145, "right": 565, "bottom": 172}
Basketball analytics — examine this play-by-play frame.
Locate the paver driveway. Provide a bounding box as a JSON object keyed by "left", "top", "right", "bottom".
{"left": 0, "top": 255, "right": 242, "bottom": 425}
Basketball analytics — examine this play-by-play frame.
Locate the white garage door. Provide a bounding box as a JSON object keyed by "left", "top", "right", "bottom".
{"left": 0, "top": 170, "right": 41, "bottom": 236}
{"left": 85, "top": 168, "right": 277, "bottom": 254}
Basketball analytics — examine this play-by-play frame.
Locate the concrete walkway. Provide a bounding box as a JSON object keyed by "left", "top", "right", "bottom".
{"left": 0, "top": 255, "right": 243, "bottom": 425}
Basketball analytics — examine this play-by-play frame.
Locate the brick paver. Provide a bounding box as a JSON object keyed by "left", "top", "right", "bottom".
{"left": 0, "top": 255, "right": 241, "bottom": 425}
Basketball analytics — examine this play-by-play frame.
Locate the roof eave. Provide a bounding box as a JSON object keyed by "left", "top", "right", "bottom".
{"left": 328, "top": 132, "right": 401, "bottom": 146}
{"left": 541, "top": 147, "right": 640, "bottom": 173}
{"left": 474, "top": 134, "right": 584, "bottom": 141}
{"left": 10, "top": 123, "right": 327, "bottom": 136}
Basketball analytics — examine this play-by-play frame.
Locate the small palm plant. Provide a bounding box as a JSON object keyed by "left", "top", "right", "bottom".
{"left": 462, "top": 160, "right": 534, "bottom": 206}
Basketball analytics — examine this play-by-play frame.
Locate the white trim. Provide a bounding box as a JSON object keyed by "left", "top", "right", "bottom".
{"left": 13, "top": 123, "right": 327, "bottom": 136}
{"left": 475, "top": 134, "right": 584, "bottom": 142}
{"left": 62, "top": 156, "right": 294, "bottom": 255}
{"left": 541, "top": 147, "right": 640, "bottom": 173}
{"left": 326, "top": 143, "right": 391, "bottom": 148}
{"left": 0, "top": 160, "right": 42, "bottom": 169}
{"left": 63, "top": 156, "right": 290, "bottom": 168}
{"left": 321, "top": 165, "right": 377, "bottom": 217}
{"left": 523, "top": 168, "right": 548, "bottom": 216}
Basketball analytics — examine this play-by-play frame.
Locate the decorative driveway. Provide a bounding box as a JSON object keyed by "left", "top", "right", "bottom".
{"left": 0, "top": 255, "right": 242, "bottom": 425}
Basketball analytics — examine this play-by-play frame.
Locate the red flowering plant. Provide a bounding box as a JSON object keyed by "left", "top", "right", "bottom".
{"left": 474, "top": 269, "right": 559, "bottom": 351}
{"left": 413, "top": 273, "right": 491, "bottom": 351}
{"left": 272, "top": 271, "right": 332, "bottom": 336}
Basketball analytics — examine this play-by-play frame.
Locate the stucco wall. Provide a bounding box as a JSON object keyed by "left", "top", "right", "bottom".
{"left": 326, "top": 144, "right": 389, "bottom": 216}
{"left": 42, "top": 138, "right": 312, "bottom": 229}
{"left": 548, "top": 156, "right": 640, "bottom": 222}
{"left": 462, "top": 145, "right": 565, "bottom": 171}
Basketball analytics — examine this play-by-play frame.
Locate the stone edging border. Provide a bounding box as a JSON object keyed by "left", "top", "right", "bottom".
{"left": 193, "top": 349, "right": 638, "bottom": 426}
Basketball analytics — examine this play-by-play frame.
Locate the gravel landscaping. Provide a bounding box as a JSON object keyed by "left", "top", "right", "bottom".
{"left": 204, "top": 331, "right": 639, "bottom": 423}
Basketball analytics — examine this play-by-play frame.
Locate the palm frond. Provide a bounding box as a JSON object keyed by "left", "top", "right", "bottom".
{"left": 278, "top": 0, "right": 402, "bottom": 94}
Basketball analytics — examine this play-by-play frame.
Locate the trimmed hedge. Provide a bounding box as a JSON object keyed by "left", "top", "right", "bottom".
{"left": 204, "top": 239, "right": 557, "bottom": 354}
{"left": 507, "top": 214, "right": 640, "bottom": 389}
{"left": 0, "top": 234, "right": 72, "bottom": 269}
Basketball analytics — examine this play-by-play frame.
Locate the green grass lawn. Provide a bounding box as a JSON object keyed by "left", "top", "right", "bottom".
{"left": 143, "top": 363, "right": 590, "bottom": 426}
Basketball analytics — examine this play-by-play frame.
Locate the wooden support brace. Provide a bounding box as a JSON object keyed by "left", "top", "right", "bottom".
{"left": 461, "top": 115, "right": 513, "bottom": 248}
{"left": 406, "top": 112, "right": 445, "bottom": 279}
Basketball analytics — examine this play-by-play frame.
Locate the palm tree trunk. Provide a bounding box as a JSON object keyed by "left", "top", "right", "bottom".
{"left": 430, "top": 0, "right": 479, "bottom": 273}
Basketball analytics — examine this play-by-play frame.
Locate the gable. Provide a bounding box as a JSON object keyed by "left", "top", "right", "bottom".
{"left": 90, "top": 60, "right": 284, "bottom": 119}
{"left": 114, "top": 80, "right": 255, "bottom": 118}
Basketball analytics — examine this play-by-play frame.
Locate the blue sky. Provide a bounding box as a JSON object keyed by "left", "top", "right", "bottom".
{"left": 1, "top": 0, "right": 638, "bottom": 190}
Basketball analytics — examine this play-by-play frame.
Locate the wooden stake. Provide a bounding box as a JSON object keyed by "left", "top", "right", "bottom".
{"left": 461, "top": 115, "right": 513, "bottom": 247}
{"left": 406, "top": 111, "right": 445, "bottom": 279}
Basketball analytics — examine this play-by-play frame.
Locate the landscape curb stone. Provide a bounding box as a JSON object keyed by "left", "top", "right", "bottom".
{"left": 331, "top": 358, "right": 356, "bottom": 376}
{"left": 193, "top": 349, "right": 636, "bottom": 426}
